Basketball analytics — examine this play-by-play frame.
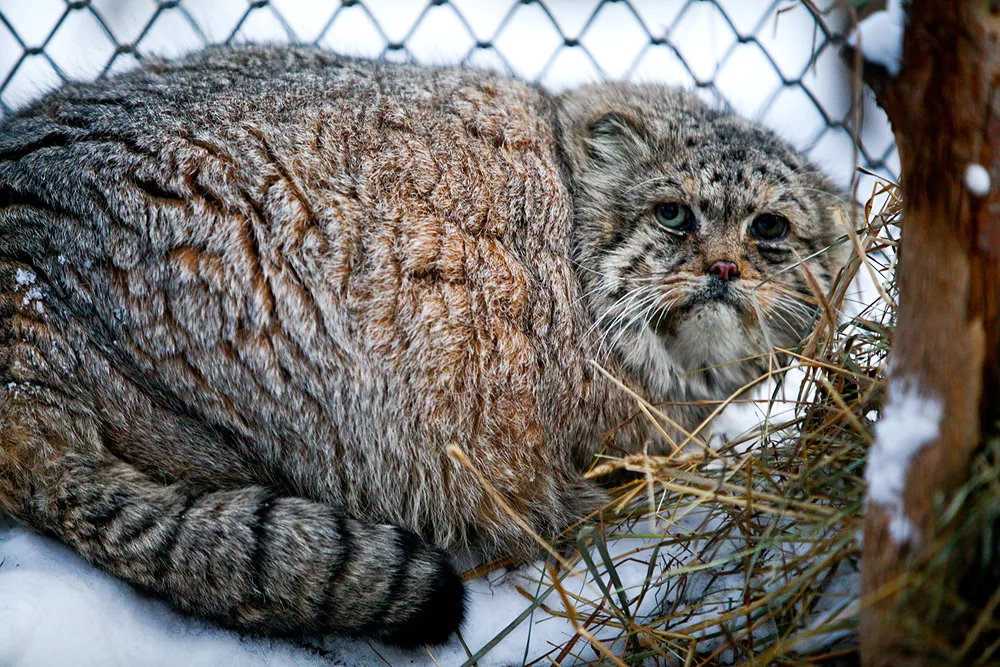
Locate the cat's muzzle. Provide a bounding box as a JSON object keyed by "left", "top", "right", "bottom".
{"left": 649, "top": 277, "right": 750, "bottom": 336}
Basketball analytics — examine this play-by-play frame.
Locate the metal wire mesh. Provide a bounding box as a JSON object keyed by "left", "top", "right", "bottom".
{"left": 0, "top": 0, "right": 897, "bottom": 189}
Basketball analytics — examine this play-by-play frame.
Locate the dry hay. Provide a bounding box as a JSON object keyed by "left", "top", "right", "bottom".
{"left": 451, "top": 177, "right": 901, "bottom": 667}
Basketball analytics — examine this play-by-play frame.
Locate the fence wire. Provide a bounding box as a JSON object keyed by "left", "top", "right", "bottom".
{"left": 0, "top": 0, "right": 897, "bottom": 187}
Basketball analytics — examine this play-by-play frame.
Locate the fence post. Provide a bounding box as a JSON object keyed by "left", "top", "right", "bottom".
{"left": 858, "top": 1, "right": 1000, "bottom": 664}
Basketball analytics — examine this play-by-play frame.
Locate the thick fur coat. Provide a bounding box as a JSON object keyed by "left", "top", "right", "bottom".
{"left": 0, "top": 46, "right": 849, "bottom": 644}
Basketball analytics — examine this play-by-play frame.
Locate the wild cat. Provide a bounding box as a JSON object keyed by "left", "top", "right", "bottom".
{"left": 0, "top": 45, "right": 849, "bottom": 645}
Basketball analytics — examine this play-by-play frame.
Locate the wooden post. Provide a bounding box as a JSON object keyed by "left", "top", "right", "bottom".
{"left": 858, "top": 1, "right": 1000, "bottom": 664}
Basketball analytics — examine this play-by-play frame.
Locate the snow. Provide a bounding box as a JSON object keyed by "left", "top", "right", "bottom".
{"left": 0, "top": 304, "right": 859, "bottom": 665}
{"left": 866, "top": 378, "right": 943, "bottom": 543}
{"left": 0, "top": 524, "right": 594, "bottom": 666}
{"left": 784, "top": 587, "right": 859, "bottom": 656}
{"left": 965, "top": 163, "right": 991, "bottom": 197}
{"left": 21, "top": 286, "right": 44, "bottom": 313}
{"left": 851, "top": 0, "right": 906, "bottom": 76}
{"left": 13, "top": 268, "right": 44, "bottom": 313}
{"left": 0, "top": 521, "right": 636, "bottom": 667}
{"left": 708, "top": 364, "right": 810, "bottom": 455}
{"left": 0, "top": 4, "right": 877, "bottom": 664}
{"left": 14, "top": 268, "right": 36, "bottom": 288}
{"left": 0, "top": 490, "right": 855, "bottom": 667}
{"left": 0, "top": 519, "right": 328, "bottom": 667}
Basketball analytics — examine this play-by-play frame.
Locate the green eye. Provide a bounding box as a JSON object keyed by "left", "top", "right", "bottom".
{"left": 751, "top": 214, "right": 789, "bottom": 241}
{"left": 654, "top": 202, "right": 694, "bottom": 231}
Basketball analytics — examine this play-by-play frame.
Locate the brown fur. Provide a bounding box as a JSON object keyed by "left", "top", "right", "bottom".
{"left": 0, "top": 45, "right": 849, "bottom": 644}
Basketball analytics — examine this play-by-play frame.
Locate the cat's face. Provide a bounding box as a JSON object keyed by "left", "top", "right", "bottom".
{"left": 558, "top": 84, "right": 850, "bottom": 399}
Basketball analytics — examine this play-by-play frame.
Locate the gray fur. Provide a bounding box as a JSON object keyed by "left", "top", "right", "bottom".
{"left": 0, "top": 45, "right": 849, "bottom": 644}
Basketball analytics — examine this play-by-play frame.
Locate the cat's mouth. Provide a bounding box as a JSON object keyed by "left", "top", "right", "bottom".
{"left": 649, "top": 282, "right": 747, "bottom": 337}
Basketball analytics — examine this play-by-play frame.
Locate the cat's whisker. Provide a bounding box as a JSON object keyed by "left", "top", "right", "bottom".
{"left": 764, "top": 293, "right": 821, "bottom": 336}
{"left": 764, "top": 307, "right": 801, "bottom": 336}
{"left": 602, "top": 287, "right": 674, "bottom": 352}
{"left": 754, "top": 283, "right": 823, "bottom": 327}
{"left": 597, "top": 288, "right": 663, "bottom": 353}
{"left": 573, "top": 280, "right": 620, "bottom": 306}
{"left": 588, "top": 285, "right": 658, "bottom": 347}
{"left": 762, "top": 288, "right": 810, "bottom": 315}
{"left": 646, "top": 291, "right": 687, "bottom": 341}
{"left": 754, "top": 239, "right": 850, "bottom": 289}
{"left": 608, "top": 289, "right": 670, "bottom": 350}
{"left": 572, "top": 265, "right": 666, "bottom": 309}
{"left": 568, "top": 257, "right": 659, "bottom": 283}
{"left": 589, "top": 284, "right": 650, "bottom": 325}
{"left": 776, "top": 292, "right": 821, "bottom": 321}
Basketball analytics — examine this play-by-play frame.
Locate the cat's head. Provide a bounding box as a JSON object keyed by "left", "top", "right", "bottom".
{"left": 556, "top": 84, "right": 851, "bottom": 401}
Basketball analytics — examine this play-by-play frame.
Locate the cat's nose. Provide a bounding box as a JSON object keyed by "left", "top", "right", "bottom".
{"left": 708, "top": 260, "right": 740, "bottom": 282}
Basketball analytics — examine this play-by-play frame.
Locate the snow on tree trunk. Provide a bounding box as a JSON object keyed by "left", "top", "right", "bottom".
{"left": 857, "top": 1, "right": 1000, "bottom": 664}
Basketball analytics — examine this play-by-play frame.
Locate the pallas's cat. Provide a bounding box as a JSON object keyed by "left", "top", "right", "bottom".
{"left": 0, "top": 46, "right": 849, "bottom": 645}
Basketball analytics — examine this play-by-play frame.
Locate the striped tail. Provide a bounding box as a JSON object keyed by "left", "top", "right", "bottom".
{"left": 35, "top": 456, "right": 466, "bottom": 646}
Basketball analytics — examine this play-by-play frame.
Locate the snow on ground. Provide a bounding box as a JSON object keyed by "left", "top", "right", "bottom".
{"left": 0, "top": 518, "right": 623, "bottom": 667}
{"left": 0, "top": 2, "right": 884, "bottom": 665}
{"left": 0, "top": 518, "right": 328, "bottom": 667}
{"left": 0, "top": 347, "right": 870, "bottom": 666}
{"left": 0, "top": 517, "right": 692, "bottom": 667}
{"left": 0, "top": 487, "right": 854, "bottom": 667}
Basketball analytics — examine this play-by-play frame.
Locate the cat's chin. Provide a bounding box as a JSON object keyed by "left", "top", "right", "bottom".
{"left": 648, "top": 301, "right": 767, "bottom": 388}
{"left": 650, "top": 298, "right": 745, "bottom": 339}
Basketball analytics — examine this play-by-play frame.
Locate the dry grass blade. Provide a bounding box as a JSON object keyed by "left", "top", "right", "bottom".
{"left": 460, "top": 181, "right": 898, "bottom": 665}
{"left": 589, "top": 360, "right": 711, "bottom": 455}
{"left": 448, "top": 445, "right": 575, "bottom": 573}
{"left": 550, "top": 563, "right": 631, "bottom": 667}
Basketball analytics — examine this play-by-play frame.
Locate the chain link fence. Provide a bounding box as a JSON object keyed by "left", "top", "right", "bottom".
{"left": 0, "top": 1, "right": 896, "bottom": 192}
{"left": 0, "top": 4, "right": 885, "bottom": 661}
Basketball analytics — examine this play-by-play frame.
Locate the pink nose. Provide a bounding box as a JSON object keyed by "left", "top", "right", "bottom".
{"left": 708, "top": 260, "right": 740, "bottom": 282}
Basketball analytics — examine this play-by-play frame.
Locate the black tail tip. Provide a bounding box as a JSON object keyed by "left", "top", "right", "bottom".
{"left": 380, "top": 553, "right": 467, "bottom": 648}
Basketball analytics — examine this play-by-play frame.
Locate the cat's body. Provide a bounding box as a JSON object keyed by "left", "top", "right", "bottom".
{"left": 0, "top": 46, "right": 848, "bottom": 645}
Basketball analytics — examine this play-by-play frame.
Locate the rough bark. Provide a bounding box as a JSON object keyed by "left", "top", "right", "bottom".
{"left": 859, "top": 2, "right": 1000, "bottom": 665}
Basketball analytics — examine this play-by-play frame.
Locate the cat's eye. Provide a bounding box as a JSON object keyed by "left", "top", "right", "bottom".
{"left": 750, "top": 214, "right": 789, "bottom": 241}
{"left": 654, "top": 202, "right": 694, "bottom": 232}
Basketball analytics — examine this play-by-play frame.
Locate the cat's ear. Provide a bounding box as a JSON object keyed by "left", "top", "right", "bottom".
{"left": 583, "top": 110, "right": 649, "bottom": 165}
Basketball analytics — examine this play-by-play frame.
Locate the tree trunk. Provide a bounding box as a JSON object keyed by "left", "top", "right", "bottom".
{"left": 860, "top": 2, "right": 1000, "bottom": 665}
